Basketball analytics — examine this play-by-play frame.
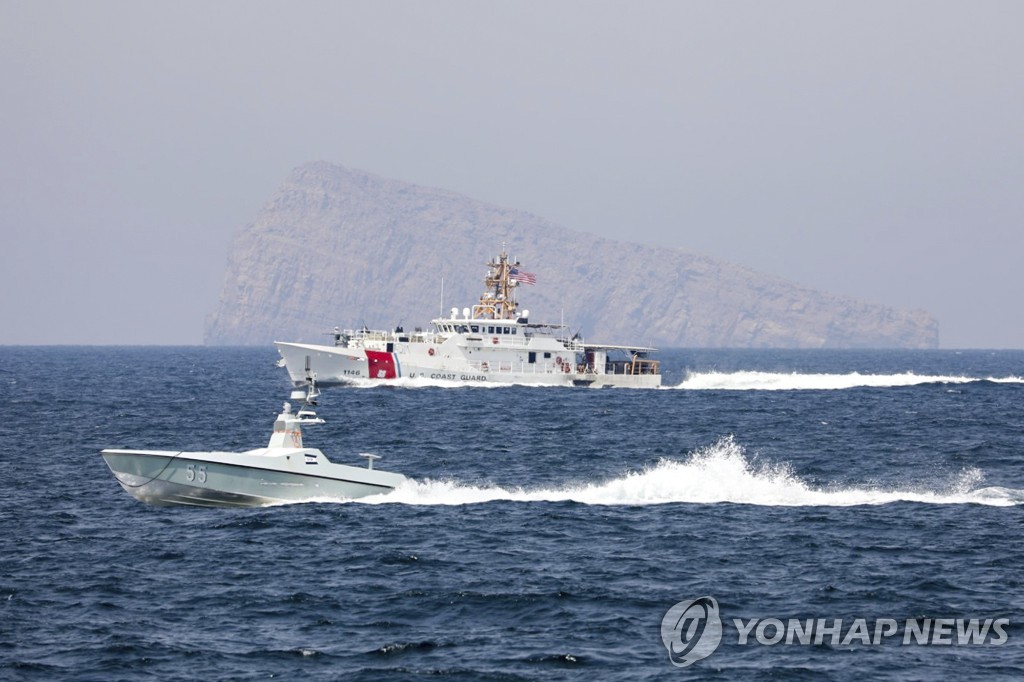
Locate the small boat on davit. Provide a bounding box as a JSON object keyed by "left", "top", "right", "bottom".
{"left": 275, "top": 249, "right": 661, "bottom": 388}
{"left": 100, "top": 381, "right": 405, "bottom": 508}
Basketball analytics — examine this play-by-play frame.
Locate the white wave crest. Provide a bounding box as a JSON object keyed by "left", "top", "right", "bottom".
{"left": 670, "top": 371, "right": 1024, "bottom": 391}
{"left": 350, "top": 437, "right": 1022, "bottom": 508}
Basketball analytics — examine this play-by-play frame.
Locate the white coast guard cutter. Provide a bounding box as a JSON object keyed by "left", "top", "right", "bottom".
{"left": 275, "top": 250, "right": 661, "bottom": 388}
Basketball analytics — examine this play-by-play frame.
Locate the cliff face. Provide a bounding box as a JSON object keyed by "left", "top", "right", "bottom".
{"left": 204, "top": 162, "right": 939, "bottom": 348}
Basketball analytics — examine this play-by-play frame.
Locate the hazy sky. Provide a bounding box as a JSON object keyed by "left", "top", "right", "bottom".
{"left": 2, "top": 1, "right": 1021, "bottom": 347}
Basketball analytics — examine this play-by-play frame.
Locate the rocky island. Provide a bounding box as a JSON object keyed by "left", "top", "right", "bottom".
{"left": 205, "top": 162, "right": 938, "bottom": 349}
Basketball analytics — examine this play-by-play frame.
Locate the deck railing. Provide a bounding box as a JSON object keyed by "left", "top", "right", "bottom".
{"left": 338, "top": 327, "right": 584, "bottom": 353}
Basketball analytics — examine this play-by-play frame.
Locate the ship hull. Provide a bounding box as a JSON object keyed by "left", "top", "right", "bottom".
{"left": 101, "top": 448, "right": 404, "bottom": 508}
{"left": 275, "top": 341, "right": 660, "bottom": 388}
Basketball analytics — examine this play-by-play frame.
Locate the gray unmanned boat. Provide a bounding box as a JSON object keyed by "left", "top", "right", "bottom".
{"left": 101, "top": 381, "right": 405, "bottom": 508}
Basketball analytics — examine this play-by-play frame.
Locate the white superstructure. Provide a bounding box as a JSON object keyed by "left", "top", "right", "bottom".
{"left": 275, "top": 250, "right": 661, "bottom": 388}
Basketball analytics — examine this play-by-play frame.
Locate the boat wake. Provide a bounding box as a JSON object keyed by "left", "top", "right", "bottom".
{"left": 670, "top": 371, "right": 1024, "bottom": 391}
{"left": 346, "top": 437, "right": 1024, "bottom": 508}
{"left": 329, "top": 371, "right": 1024, "bottom": 391}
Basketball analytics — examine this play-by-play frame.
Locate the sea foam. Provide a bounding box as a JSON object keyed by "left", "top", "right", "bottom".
{"left": 329, "top": 371, "right": 1024, "bottom": 391}
{"left": 347, "top": 437, "right": 1021, "bottom": 508}
{"left": 669, "top": 371, "right": 1024, "bottom": 391}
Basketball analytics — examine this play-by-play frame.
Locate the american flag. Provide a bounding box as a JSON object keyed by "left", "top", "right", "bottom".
{"left": 509, "top": 267, "right": 536, "bottom": 285}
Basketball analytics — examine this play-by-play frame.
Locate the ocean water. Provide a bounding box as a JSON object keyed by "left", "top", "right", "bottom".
{"left": 2, "top": 346, "right": 1023, "bottom": 680}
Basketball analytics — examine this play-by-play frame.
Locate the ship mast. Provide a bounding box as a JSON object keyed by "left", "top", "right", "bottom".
{"left": 473, "top": 250, "right": 519, "bottom": 320}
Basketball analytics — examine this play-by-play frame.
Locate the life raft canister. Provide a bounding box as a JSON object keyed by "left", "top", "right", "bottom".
{"left": 492, "top": 337, "right": 499, "bottom": 344}
{"left": 428, "top": 347, "right": 435, "bottom": 356}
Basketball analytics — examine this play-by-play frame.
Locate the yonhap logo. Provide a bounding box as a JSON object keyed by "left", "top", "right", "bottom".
{"left": 660, "top": 596, "right": 723, "bottom": 667}
{"left": 661, "top": 596, "right": 1010, "bottom": 668}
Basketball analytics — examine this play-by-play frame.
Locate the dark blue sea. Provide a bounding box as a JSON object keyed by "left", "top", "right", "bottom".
{"left": 2, "top": 347, "right": 1023, "bottom": 680}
